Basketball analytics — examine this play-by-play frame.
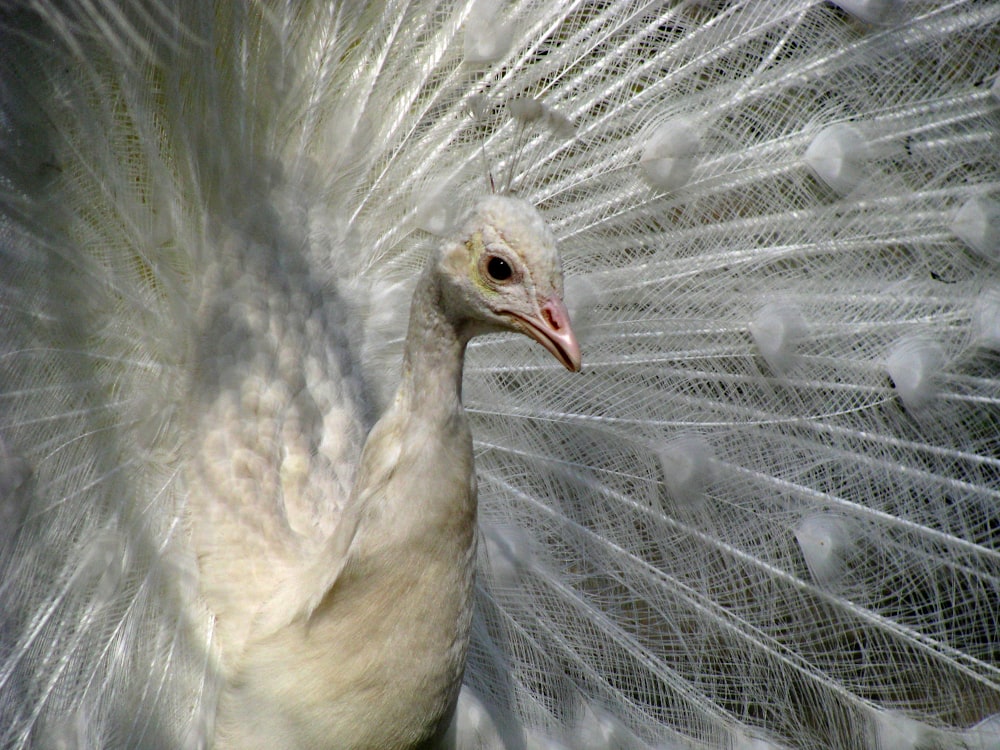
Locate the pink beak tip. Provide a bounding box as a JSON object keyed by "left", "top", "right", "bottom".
{"left": 540, "top": 297, "right": 582, "bottom": 372}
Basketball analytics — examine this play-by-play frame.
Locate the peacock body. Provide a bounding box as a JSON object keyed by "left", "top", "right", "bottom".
{"left": 0, "top": 1, "right": 998, "bottom": 749}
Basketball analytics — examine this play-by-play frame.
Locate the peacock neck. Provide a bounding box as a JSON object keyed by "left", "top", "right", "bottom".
{"left": 397, "top": 267, "right": 470, "bottom": 419}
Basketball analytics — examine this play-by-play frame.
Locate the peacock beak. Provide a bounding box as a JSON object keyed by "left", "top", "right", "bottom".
{"left": 509, "top": 296, "right": 582, "bottom": 372}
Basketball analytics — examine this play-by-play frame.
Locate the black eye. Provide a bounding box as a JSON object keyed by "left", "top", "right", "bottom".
{"left": 486, "top": 255, "right": 513, "bottom": 282}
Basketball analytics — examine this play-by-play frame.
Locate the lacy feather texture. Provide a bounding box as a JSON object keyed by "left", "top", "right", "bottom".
{"left": 1, "top": 2, "right": 998, "bottom": 749}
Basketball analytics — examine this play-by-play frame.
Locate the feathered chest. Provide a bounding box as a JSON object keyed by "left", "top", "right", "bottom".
{"left": 215, "top": 402, "right": 479, "bottom": 749}
{"left": 342, "top": 402, "right": 479, "bottom": 628}
{"left": 301, "top": 404, "right": 480, "bottom": 748}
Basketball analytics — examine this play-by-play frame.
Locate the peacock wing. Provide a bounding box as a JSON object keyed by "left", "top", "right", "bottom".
{"left": 0, "top": 6, "right": 378, "bottom": 745}
{"left": 182, "top": 233, "right": 372, "bottom": 662}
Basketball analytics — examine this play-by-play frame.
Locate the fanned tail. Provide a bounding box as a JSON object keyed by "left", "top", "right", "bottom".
{"left": 1, "top": 2, "right": 998, "bottom": 749}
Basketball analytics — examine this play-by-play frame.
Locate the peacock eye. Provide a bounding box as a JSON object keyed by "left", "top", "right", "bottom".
{"left": 486, "top": 255, "right": 513, "bottom": 282}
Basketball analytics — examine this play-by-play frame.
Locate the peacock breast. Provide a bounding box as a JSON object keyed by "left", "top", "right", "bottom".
{"left": 215, "top": 405, "right": 479, "bottom": 749}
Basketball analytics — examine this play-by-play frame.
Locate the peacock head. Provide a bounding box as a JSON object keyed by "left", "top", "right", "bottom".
{"left": 437, "top": 195, "right": 582, "bottom": 372}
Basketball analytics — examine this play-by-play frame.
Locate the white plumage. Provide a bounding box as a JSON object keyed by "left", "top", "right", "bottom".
{"left": 210, "top": 194, "right": 578, "bottom": 748}
{"left": 0, "top": 2, "right": 998, "bottom": 749}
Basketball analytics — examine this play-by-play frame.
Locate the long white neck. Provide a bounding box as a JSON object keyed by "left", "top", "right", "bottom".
{"left": 396, "top": 266, "right": 471, "bottom": 419}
